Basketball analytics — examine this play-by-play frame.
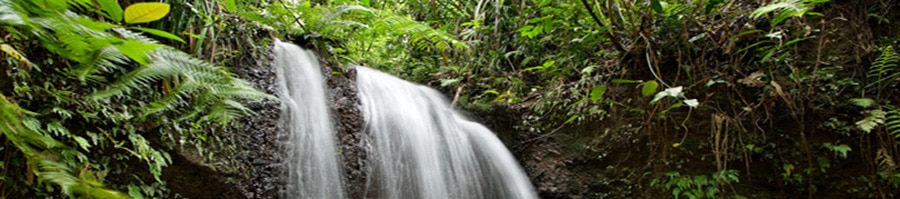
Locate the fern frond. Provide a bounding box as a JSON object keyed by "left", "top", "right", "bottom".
{"left": 866, "top": 46, "right": 900, "bottom": 95}
{"left": 1, "top": 95, "right": 128, "bottom": 199}
{"left": 751, "top": 0, "right": 802, "bottom": 19}
{"left": 877, "top": 148, "right": 896, "bottom": 174}
{"left": 368, "top": 11, "right": 468, "bottom": 52}
{"left": 91, "top": 45, "right": 273, "bottom": 124}
{"left": 885, "top": 106, "right": 900, "bottom": 138}
{"left": 70, "top": 46, "right": 130, "bottom": 82}
{"left": 750, "top": 0, "right": 828, "bottom": 26}
{"left": 322, "top": 5, "right": 373, "bottom": 22}
{"left": 304, "top": 4, "right": 468, "bottom": 53}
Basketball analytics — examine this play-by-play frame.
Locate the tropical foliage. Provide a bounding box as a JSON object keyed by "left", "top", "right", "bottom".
{"left": 278, "top": 0, "right": 900, "bottom": 198}
{"left": 2, "top": 0, "right": 900, "bottom": 198}
{"left": 0, "top": 0, "right": 268, "bottom": 197}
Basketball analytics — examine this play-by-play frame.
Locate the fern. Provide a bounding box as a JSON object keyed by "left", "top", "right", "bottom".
{"left": 91, "top": 47, "right": 273, "bottom": 123}
{"left": 866, "top": 46, "right": 900, "bottom": 97}
{"left": 877, "top": 148, "right": 896, "bottom": 177}
{"left": 750, "top": 0, "right": 829, "bottom": 26}
{"left": 292, "top": 4, "right": 468, "bottom": 52}
{"left": 2, "top": 0, "right": 273, "bottom": 197}
{"left": 885, "top": 106, "right": 900, "bottom": 138}
{"left": 1, "top": 95, "right": 129, "bottom": 198}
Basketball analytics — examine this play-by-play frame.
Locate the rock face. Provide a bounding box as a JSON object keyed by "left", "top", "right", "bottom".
{"left": 321, "top": 62, "right": 367, "bottom": 199}
{"left": 227, "top": 42, "right": 367, "bottom": 198}
{"left": 230, "top": 42, "right": 283, "bottom": 199}
{"left": 141, "top": 40, "right": 282, "bottom": 199}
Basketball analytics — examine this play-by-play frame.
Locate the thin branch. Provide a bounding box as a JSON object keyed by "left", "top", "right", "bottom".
{"left": 580, "top": 0, "right": 626, "bottom": 53}
{"left": 450, "top": 86, "right": 463, "bottom": 108}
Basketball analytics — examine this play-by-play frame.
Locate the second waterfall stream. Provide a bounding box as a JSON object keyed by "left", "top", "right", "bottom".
{"left": 274, "top": 40, "right": 537, "bottom": 199}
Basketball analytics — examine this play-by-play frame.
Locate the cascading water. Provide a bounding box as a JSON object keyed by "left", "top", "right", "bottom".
{"left": 356, "top": 66, "right": 537, "bottom": 199}
{"left": 273, "top": 40, "right": 345, "bottom": 199}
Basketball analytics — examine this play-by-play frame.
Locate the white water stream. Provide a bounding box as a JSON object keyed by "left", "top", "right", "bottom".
{"left": 356, "top": 66, "right": 536, "bottom": 199}
{"left": 274, "top": 41, "right": 345, "bottom": 199}
{"left": 274, "top": 41, "right": 535, "bottom": 199}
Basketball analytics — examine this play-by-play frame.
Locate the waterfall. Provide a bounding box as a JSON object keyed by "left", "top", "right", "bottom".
{"left": 274, "top": 40, "right": 345, "bottom": 199}
{"left": 356, "top": 66, "right": 537, "bottom": 199}
{"left": 272, "top": 40, "right": 535, "bottom": 199}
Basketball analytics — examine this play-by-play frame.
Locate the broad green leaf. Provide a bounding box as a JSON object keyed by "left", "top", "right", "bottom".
{"left": 590, "top": 85, "right": 607, "bottom": 102}
{"left": 222, "top": 0, "right": 237, "bottom": 13}
{"left": 642, "top": 80, "right": 659, "bottom": 96}
{"left": 360, "top": 0, "right": 370, "bottom": 7}
{"left": 132, "top": 27, "right": 185, "bottom": 43}
{"left": 124, "top": 3, "right": 170, "bottom": 24}
{"left": 114, "top": 40, "right": 162, "bottom": 65}
{"left": 849, "top": 98, "right": 875, "bottom": 108}
{"left": 97, "top": 0, "right": 123, "bottom": 22}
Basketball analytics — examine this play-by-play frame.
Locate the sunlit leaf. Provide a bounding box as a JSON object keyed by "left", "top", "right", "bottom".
{"left": 221, "top": 0, "right": 237, "bottom": 13}
{"left": 124, "top": 3, "right": 170, "bottom": 24}
{"left": 849, "top": 98, "right": 875, "bottom": 108}
{"left": 114, "top": 39, "right": 162, "bottom": 65}
{"left": 857, "top": 109, "right": 886, "bottom": 133}
{"left": 131, "top": 27, "right": 185, "bottom": 43}
{"left": 642, "top": 80, "right": 659, "bottom": 97}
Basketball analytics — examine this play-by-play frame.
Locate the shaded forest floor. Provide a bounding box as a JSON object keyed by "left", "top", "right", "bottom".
{"left": 462, "top": 2, "right": 900, "bottom": 198}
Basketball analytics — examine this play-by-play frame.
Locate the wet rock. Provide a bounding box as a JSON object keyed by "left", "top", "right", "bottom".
{"left": 321, "top": 59, "right": 367, "bottom": 198}
{"left": 230, "top": 41, "right": 283, "bottom": 199}
{"left": 468, "top": 104, "right": 575, "bottom": 198}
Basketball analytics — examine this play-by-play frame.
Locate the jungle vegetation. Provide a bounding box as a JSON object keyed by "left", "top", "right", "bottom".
{"left": 2, "top": 0, "right": 900, "bottom": 198}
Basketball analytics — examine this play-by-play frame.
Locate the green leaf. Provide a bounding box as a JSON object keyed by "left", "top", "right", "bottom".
{"left": 440, "top": 78, "right": 460, "bottom": 87}
{"left": 222, "top": 0, "right": 237, "bottom": 13}
{"left": 565, "top": 114, "right": 580, "bottom": 124}
{"left": 642, "top": 80, "right": 659, "bottom": 96}
{"left": 590, "top": 85, "right": 607, "bottom": 102}
{"left": 124, "top": 2, "right": 171, "bottom": 24}
{"left": 705, "top": 0, "right": 724, "bottom": 14}
{"left": 612, "top": 79, "right": 642, "bottom": 84}
{"left": 97, "top": 0, "right": 123, "bottom": 22}
{"left": 114, "top": 40, "right": 162, "bottom": 65}
{"left": 537, "top": 0, "right": 552, "bottom": 7}
{"left": 238, "top": 11, "right": 271, "bottom": 23}
{"left": 857, "top": 109, "right": 886, "bottom": 133}
{"left": 850, "top": 98, "right": 876, "bottom": 108}
{"left": 650, "top": 0, "right": 664, "bottom": 14}
{"left": 361, "top": 0, "right": 371, "bottom": 7}
{"left": 131, "top": 27, "right": 185, "bottom": 43}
